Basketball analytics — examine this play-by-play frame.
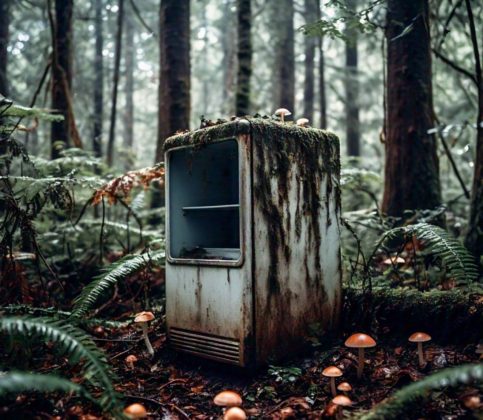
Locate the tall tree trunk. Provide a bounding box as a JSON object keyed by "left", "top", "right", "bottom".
{"left": 344, "top": 0, "right": 360, "bottom": 156}
{"left": 107, "top": 0, "right": 124, "bottom": 167}
{"left": 93, "top": 0, "right": 104, "bottom": 158}
{"left": 221, "top": 0, "right": 236, "bottom": 115}
{"left": 155, "top": 0, "right": 191, "bottom": 162}
{"left": 235, "top": 0, "right": 252, "bottom": 116}
{"left": 0, "top": 0, "right": 10, "bottom": 96}
{"left": 303, "top": 0, "right": 317, "bottom": 123}
{"left": 272, "top": 0, "right": 295, "bottom": 115}
{"left": 382, "top": 0, "right": 441, "bottom": 217}
{"left": 463, "top": 0, "right": 482, "bottom": 259}
{"left": 50, "top": 0, "right": 74, "bottom": 159}
{"left": 318, "top": 0, "right": 327, "bottom": 128}
{"left": 123, "top": 8, "right": 135, "bottom": 166}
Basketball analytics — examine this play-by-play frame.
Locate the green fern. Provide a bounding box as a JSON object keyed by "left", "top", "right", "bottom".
{"left": 0, "top": 317, "right": 119, "bottom": 412}
{"left": 0, "top": 371, "right": 92, "bottom": 401}
{"left": 359, "top": 363, "right": 483, "bottom": 419}
{"left": 71, "top": 249, "right": 165, "bottom": 318}
{"left": 378, "top": 223, "right": 479, "bottom": 283}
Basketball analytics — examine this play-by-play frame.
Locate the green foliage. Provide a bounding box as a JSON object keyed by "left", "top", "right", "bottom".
{"left": 72, "top": 248, "right": 166, "bottom": 318}
{"left": 0, "top": 97, "right": 64, "bottom": 122}
{"left": 268, "top": 365, "right": 302, "bottom": 383}
{"left": 378, "top": 223, "right": 479, "bottom": 284}
{"left": 358, "top": 363, "right": 483, "bottom": 419}
{"left": 0, "top": 371, "right": 91, "bottom": 401}
{"left": 0, "top": 316, "right": 119, "bottom": 413}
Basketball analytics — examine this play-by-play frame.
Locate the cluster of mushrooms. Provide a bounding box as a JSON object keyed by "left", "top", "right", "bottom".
{"left": 274, "top": 108, "right": 310, "bottom": 127}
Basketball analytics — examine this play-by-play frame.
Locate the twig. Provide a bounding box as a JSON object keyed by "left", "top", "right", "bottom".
{"left": 432, "top": 48, "right": 477, "bottom": 84}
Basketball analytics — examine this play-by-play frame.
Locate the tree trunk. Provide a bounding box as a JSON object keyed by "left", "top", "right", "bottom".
{"left": 107, "top": 0, "right": 124, "bottom": 167}
{"left": 0, "top": 0, "right": 10, "bottom": 96}
{"left": 123, "top": 7, "right": 135, "bottom": 166}
{"left": 303, "top": 0, "right": 317, "bottom": 123}
{"left": 93, "top": 0, "right": 104, "bottom": 158}
{"left": 344, "top": 0, "right": 360, "bottom": 156}
{"left": 382, "top": 0, "right": 441, "bottom": 217}
{"left": 318, "top": 0, "right": 327, "bottom": 129}
{"left": 271, "top": 0, "right": 295, "bottom": 115}
{"left": 221, "top": 0, "right": 236, "bottom": 115}
{"left": 50, "top": 0, "right": 74, "bottom": 159}
{"left": 235, "top": 0, "right": 252, "bottom": 116}
{"left": 155, "top": 0, "right": 191, "bottom": 163}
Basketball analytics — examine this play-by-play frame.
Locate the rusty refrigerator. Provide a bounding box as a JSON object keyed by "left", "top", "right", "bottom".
{"left": 164, "top": 118, "right": 342, "bottom": 367}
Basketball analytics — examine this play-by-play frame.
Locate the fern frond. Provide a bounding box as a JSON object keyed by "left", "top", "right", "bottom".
{"left": 0, "top": 371, "right": 91, "bottom": 400}
{"left": 359, "top": 363, "right": 483, "bottom": 419}
{"left": 71, "top": 249, "right": 165, "bottom": 318}
{"left": 0, "top": 317, "right": 119, "bottom": 411}
{"left": 380, "top": 223, "right": 478, "bottom": 283}
{"left": 0, "top": 100, "right": 64, "bottom": 122}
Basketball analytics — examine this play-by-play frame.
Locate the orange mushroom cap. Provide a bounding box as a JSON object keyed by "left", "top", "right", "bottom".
{"left": 125, "top": 355, "right": 138, "bottom": 363}
{"left": 322, "top": 366, "right": 343, "bottom": 377}
{"left": 123, "top": 403, "right": 147, "bottom": 418}
{"left": 332, "top": 395, "right": 352, "bottom": 407}
{"left": 224, "top": 406, "right": 247, "bottom": 420}
{"left": 213, "top": 390, "right": 242, "bottom": 407}
{"left": 345, "top": 333, "right": 376, "bottom": 348}
{"left": 134, "top": 311, "right": 154, "bottom": 323}
{"left": 337, "top": 382, "right": 352, "bottom": 392}
{"left": 408, "top": 332, "right": 431, "bottom": 343}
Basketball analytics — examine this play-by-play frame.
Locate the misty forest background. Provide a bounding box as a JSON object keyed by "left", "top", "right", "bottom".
{"left": 0, "top": 0, "right": 482, "bottom": 418}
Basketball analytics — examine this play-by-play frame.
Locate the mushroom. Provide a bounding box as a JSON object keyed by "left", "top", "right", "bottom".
{"left": 408, "top": 332, "right": 431, "bottom": 367}
{"left": 125, "top": 354, "right": 138, "bottom": 370}
{"left": 332, "top": 395, "right": 352, "bottom": 420}
{"left": 224, "top": 407, "right": 247, "bottom": 420}
{"left": 296, "top": 117, "right": 310, "bottom": 127}
{"left": 322, "top": 366, "right": 343, "bottom": 396}
{"left": 123, "top": 403, "right": 147, "bottom": 419}
{"left": 274, "top": 108, "right": 292, "bottom": 123}
{"left": 214, "top": 390, "right": 243, "bottom": 407}
{"left": 344, "top": 333, "right": 376, "bottom": 378}
{"left": 134, "top": 311, "right": 155, "bottom": 356}
{"left": 382, "top": 255, "right": 405, "bottom": 265}
{"left": 337, "top": 382, "right": 352, "bottom": 393}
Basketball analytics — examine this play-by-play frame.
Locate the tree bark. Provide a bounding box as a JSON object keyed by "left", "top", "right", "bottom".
{"left": 382, "top": 0, "right": 441, "bottom": 217}
{"left": 93, "top": 0, "right": 104, "bottom": 158}
{"left": 303, "top": 0, "right": 317, "bottom": 123}
{"left": 107, "top": 0, "right": 124, "bottom": 166}
{"left": 344, "top": 0, "right": 360, "bottom": 156}
{"left": 318, "top": 0, "right": 327, "bottom": 129}
{"left": 123, "top": 7, "right": 135, "bottom": 162}
{"left": 220, "top": 0, "right": 236, "bottom": 115}
{"left": 235, "top": 0, "right": 252, "bottom": 116}
{"left": 155, "top": 0, "right": 191, "bottom": 163}
{"left": 463, "top": 0, "right": 482, "bottom": 259}
{"left": 0, "top": 0, "right": 10, "bottom": 96}
{"left": 271, "top": 0, "right": 295, "bottom": 115}
{"left": 50, "top": 0, "right": 74, "bottom": 159}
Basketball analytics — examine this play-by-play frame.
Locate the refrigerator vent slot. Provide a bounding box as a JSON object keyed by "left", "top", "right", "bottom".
{"left": 170, "top": 328, "right": 241, "bottom": 365}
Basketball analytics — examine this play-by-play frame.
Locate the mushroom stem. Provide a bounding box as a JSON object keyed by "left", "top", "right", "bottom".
{"left": 330, "top": 378, "right": 336, "bottom": 397}
{"left": 357, "top": 348, "right": 365, "bottom": 378}
{"left": 141, "top": 323, "right": 154, "bottom": 356}
{"left": 128, "top": 361, "right": 134, "bottom": 370}
{"left": 280, "top": 114, "right": 285, "bottom": 123}
{"left": 417, "top": 342, "right": 425, "bottom": 366}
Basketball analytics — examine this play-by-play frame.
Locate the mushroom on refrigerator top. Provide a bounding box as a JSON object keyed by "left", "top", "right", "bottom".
{"left": 408, "top": 332, "right": 432, "bottom": 366}
{"left": 322, "top": 366, "right": 343, "bottom": 396}
{"left": 134, "top": 311, "right": 155, "bottom": 357}
{"left": 123, "top": 403, "right": 147, "bottom": 419}
{"left": 224, "top": 406, "right": 247, "bottom": 420}
{"left": 274, "top": 108, "right": 292, "bottom": 123}
{"left": 214, "top": 390, "right": 243, "bottom": 407}
{"left": 296, "top": 117, "right": 310, "bottom": 127}
{"left": 344, "top": 333, "right": 377, "bottom": 378}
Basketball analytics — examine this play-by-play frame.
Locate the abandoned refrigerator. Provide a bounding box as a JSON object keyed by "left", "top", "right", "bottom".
{"left": 164, "top": 118, "right": 341, "bottom": 367}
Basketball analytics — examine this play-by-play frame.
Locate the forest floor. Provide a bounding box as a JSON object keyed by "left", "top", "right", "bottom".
{"left": 4, "top": 321, "right": 481, "bottom": 419}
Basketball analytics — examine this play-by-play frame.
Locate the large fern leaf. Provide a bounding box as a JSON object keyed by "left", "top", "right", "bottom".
{"left": 0, "top": 371, "right": 91, "bottom": 400}
{"left": 381, "top": 223, "right": 479, "bottom": 283}
{"left": 0, "top": 317, "right": 119, "bottom": 411}
{"left": 359, "top": 363, "right": 483, "bottom": 419}
{"left": 71, "top": 249, "right": 165, "bottom": 318}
